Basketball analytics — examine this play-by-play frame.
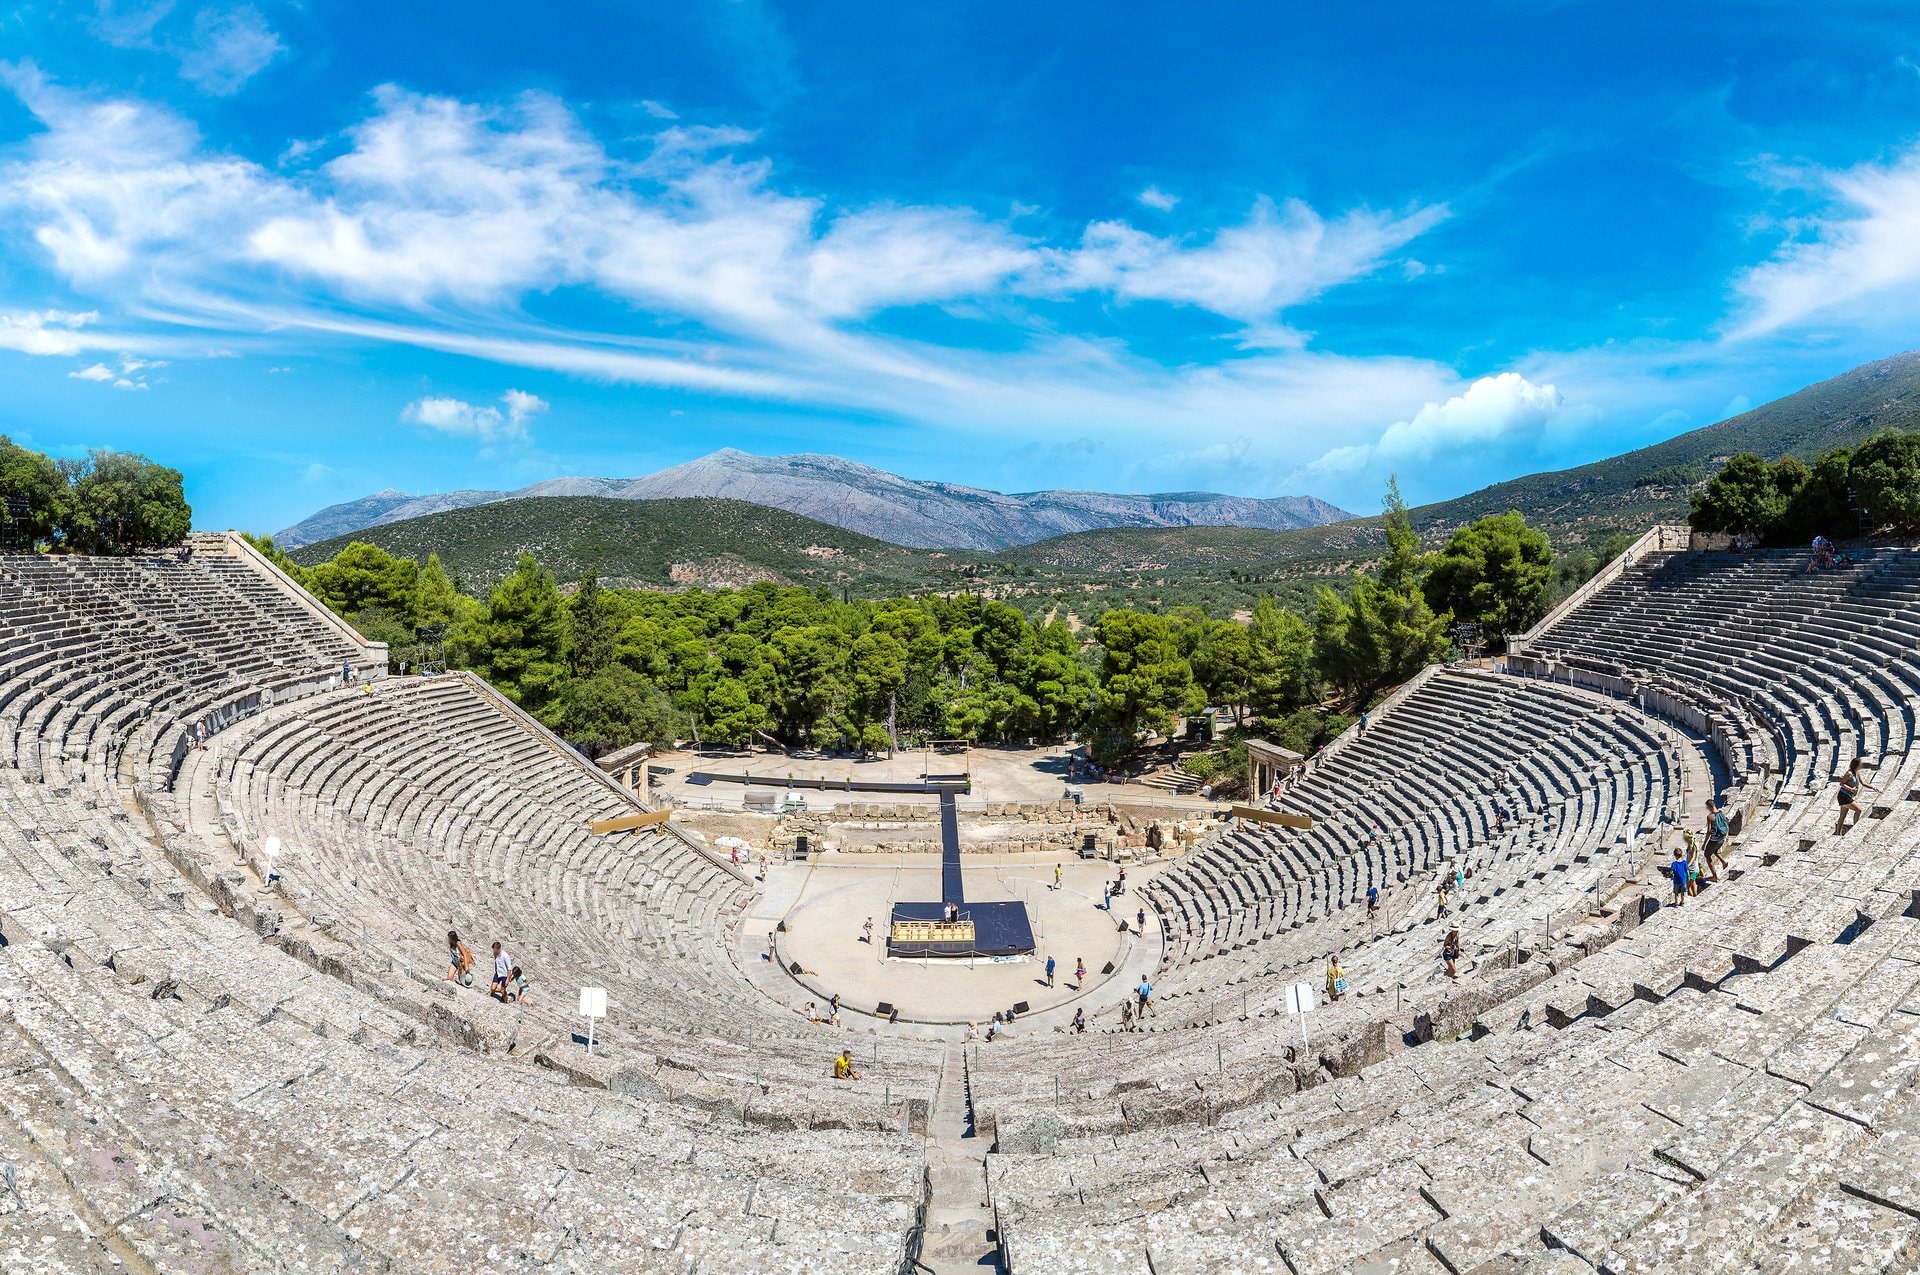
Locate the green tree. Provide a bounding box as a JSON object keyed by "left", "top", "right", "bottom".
{"left": 1247, "top": 596, "right": 1314, "bottom": 719}
{"left": 1777, "top": 448, "right": 1854, "bottom": 544}
{"left": 1423, "top": 511, "right": 1553, "bottom": 641}
{"left": 1850, "top": 430, "right": 1920, "bottom": 533}
{"left": 1689, "top": 453, "right": 1785, "bottom": 535}
{"left": 847, "top": 630, "right": 908, "bottom": 750}
{"left": 565, "top": 664, "right": 685, "bottom": 754}
{"left": 566, "top": 571, "right": 617, "bottom": 677}
{"left": 1091, "top": 608, "right": 1206, "bottom": 762}
{"left": 475, "top": 552, "right": 570, "bottom": 727}
{"left": 59, "top": 449, "right": 191, "bottom": 552}
{"left": 415, "top": 553, "right": 467, "bottom": 630}
{"left": 306, "top": 542, "right": 421, "bottom": 618}
{"left": 0, "top": 436, "right": 70, "bottom": 548}
{"left": 703, "top": 676, "right": 768, "bottom": 747}
{"left": 1316, "top": 480, "right": 1450, "bottom": 701}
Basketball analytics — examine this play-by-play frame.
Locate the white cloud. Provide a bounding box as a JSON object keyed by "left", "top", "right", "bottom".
{"left": 0, "top": 308, "right": 100, "bottom": 355}
{"left": 1730, "top": 143, "right": 1920, "bottom": 338}
{"left": 177, "top": 6, "right": 282, "bottom": 94}
{"left": 0, "top": 72, "right": 1471, "bottom": 490}
{"left": 1046, "top": 197, "right": 1448, "bottom": 321}
{"left": 402, "top": 388, "right": 547, "bottom": 446}
{"left": 639, "top": 99, "right": 679, "bottom": 120}
{"left": 1374, "top": 373, "right": 1564, "bottom": 462}
{"left": 1302, "top": 373, "right": 1567, "bottom": 488}
{"left": 68, "top": 353, "right": 164, "bottom": 389}
{"left": 1137, "top": 186, "right": 1178, "bottom": 213}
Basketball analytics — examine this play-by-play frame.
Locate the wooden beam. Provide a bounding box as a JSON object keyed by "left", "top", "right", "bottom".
{"left": 590, "top": 808, "right": 673, "bottom": 835}
{"left": 1230, "top": 805, "right": 1313, "bottom": 830}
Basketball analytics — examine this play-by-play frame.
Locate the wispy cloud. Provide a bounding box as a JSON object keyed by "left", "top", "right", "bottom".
{"left": 1729, "top": 143, "right": 1920, "bottom": 339}
{"left": 177, "top": 6, "right": 282, "bottom": 94}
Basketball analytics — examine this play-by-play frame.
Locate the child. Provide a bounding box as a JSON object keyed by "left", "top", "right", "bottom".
{"left": 1669, "top": 849, "right": 1690, "bottom": 907}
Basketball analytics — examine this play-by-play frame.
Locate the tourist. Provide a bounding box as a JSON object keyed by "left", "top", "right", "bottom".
{"left": 830, "top": 993, "right": 840, "bottom": 1019}
{"left": 1835, "top": 757, "right": 1877, "bottom": 834}
{"left": 1136, "top": 977, "right": 1154, "bottom": 1017}
{"left": 803, "top": 1001, "right": 820, "bottom": 1023}
{"left": 1101, "top": 882, "right": 1111, "bottom": 910}
{"left": 1668, "top": 847, "right": 1690, "bottom": 907}
{"left": 1366, "top": 885, "right": 1379, "bottom": 916}
{"left": 833, "top": 1050, "right": 861, "bottom": 1080}
{"left": 985, "top": 1020, "right": 998, "bottom": 1043}
{"left": 489, "top": 941, "right": 511, "bottom": 998}
{"left": 1053, "top": 864, "right": 1062, "bottom": 891}
{"left": 1136, "top": 908, "right": 1146, "bottom": 935}
{"left": 862, "top": 917, "right": 874, "bottom": 945}
{"left": 505, "top": 966, "right": 530, "bottom": 1003}
{"left": 1325, "top": 956, "right": 1345, "bottom": 1003}
{"left": 1442, "top": 928, "right": 1461, "bottom": 979}
{"left": 1435, "top": 882, "right": 1449, "bottom": 919}
{"left": 1072, "top": 1007, "right": 1086, "bottom": 1034}
{"left": 1121, "top": 998, "right": 1134, "bottom": 1031}
{"left": 1074, "top": 958, "right": 1086, "bottom": 989}
{"left": 1702, "top": 798, "right": 1731, "bottom": 868}
{"left": 1044, "top": 955, "right": 1056, "bottom": 987}
{"left": 765, "top": 933, "right": 776, "bottom": 962}
{"left": 446, "top": 930, "right": 475, "bottom": 986}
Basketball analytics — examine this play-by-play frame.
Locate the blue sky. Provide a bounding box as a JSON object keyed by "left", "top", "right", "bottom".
{"left": 3, "top": 2, "right": 1920, "bottom": 534}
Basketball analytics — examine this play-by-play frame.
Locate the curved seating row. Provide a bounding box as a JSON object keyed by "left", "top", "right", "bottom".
{"left": 0, "top": 544, "right": 935, "bottom": 1273}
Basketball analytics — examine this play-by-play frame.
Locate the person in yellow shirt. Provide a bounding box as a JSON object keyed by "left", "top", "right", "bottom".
{"left": 1325, "top": 956, "right": 1346, "bottom": 1003}
{"left": 832, "top": 1050, "right": 860, "bottom": 1081}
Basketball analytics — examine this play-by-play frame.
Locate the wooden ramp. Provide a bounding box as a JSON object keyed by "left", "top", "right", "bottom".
{"left": 1230, "top": 805, "right": 1314, "bottom": 830}
{"left": 590, "top": 808, "right": 674, "bottom": 835}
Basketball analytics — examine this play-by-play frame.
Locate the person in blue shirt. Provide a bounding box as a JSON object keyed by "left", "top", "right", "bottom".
{"left": 1136, "top": 978, "right": 1154, "bottom": 1017}
{"left": 1669, "top": 848, "right": 1691, "bottom": 906}
{"left": 1366, "top": 885, "right": 1379, "bottom": 916}
{"left": 1044, "top": 955, "right": 1056, "bottom": 987}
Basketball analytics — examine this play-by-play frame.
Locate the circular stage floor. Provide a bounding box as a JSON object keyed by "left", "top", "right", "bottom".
{"left": 772, "top": 855, "right": 1156, "bottom": 1025}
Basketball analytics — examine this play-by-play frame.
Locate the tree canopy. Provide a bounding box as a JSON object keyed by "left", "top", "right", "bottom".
{"left": 1423, "top": 511, "right": 1553, "bottom": 641}
{"left": 0, "top": 437, "right": 189, "bottom": 553}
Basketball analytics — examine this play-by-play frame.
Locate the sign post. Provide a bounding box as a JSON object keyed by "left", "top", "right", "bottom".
{"left": 1284, "top": 981, "right": 1316, "bottom": 1053}
{"left": 579, "top": 986, "right": 608, "bottom": 1055}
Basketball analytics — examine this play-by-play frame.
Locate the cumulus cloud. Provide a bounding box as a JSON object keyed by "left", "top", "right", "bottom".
{"left": 402, "top": 388, "right": 547, "bottom": 446}
{"left": 1302, "top": 373, "right": 1566, "bottom": 488}
{"left": 1136, "top": 186, "right": 1178, "bottom": 212}
{"left": 1730, "top": 143, "right": 1920, "bottom": 338}
{"left": 69, "top": 362, "right": 115, "bottom": 381}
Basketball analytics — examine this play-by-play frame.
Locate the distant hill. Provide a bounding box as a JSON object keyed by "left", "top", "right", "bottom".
{"left": 291, "top": 496, "right": 971, "bottom": 593}
{"left": 1022, "top": 349, "right": 1920, "bottom": 577}
{"left": 288, "top": 351, "right": 1920, "bottom": 613}
{"left": 275, "top": 448, "right": 1352, "bottom": 550}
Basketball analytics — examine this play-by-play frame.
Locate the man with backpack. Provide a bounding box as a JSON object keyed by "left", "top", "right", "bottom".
{"left": 1701, "top": 799, "right": 1731, "bottom": 879}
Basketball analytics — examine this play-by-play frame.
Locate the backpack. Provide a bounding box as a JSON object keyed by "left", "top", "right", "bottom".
{"left": 1711, "top": 812, "right": 1729, "bottom": 838}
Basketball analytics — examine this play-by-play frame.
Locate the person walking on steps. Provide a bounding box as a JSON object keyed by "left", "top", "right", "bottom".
{"left": 1835, "top": 757, "right": 1878, "bottom": 834}
{"left": 446, "top": 931, "right": 475, "bottom": 986}
{"left": 1669, "top": 847, "right": 1690, "bottom": 907}
{"left": 1074, "top": 958, "right": 1086, "bottom": 989}
{"left": 1044, "top": 955, "right": 1056, "bottom": 988}
{"left": 1136, "top": 977, "right": 1154, "bottom": 1018}
{"left": 1442, "top": 928, "right": 1461, "bottom": 979}
{"left": 1325, "top": 956, "right": 1346, "bottom": 1003}
{"left": 1701, "top": 798, "right": 1732, "bottom": 873}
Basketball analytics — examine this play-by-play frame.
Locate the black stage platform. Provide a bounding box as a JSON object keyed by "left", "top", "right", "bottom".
{"left": 887, "top": 792, "right": 1035, "bottom": 958}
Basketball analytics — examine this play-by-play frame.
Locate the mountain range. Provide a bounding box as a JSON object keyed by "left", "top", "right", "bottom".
{"left": 276, "top": 449, "right": 1353, "bottom": 550}
{"left": 287, "top": 351, "right": 1920, "bottom": 615}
